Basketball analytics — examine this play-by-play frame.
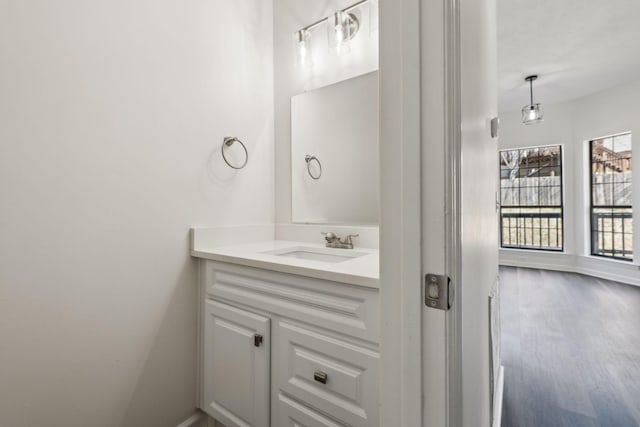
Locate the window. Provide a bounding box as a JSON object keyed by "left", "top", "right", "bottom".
{"left": 499, "top": 145, "right": 563, "bottom": 251}
{"left": 590, "top": 133, "right": 633, "bottom": 261}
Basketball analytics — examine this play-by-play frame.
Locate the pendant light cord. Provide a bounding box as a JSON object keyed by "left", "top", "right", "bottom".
{"left": 529, "top": 79, "right": 534, "bottom": 104}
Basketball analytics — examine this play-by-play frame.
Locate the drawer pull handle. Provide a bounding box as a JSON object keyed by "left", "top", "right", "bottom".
{"left": 254, "top": 334, "right": 263, "bottom": 347}
{"left": 314, "top": 371, "right": 328, "bottom": 384}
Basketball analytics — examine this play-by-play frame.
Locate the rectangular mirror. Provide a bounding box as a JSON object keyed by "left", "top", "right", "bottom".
{"left": 291, "top": 71, "right": 379, "bottom": 224}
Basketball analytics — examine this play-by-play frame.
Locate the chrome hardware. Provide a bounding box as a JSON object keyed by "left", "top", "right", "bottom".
{"left": 321, "top": 231, "right": 337, "bottom": 243}
{"left": 295, "top": 0, "right": 367, "bottom": 36}
{"left": 321, "top": 232, "right": 359, "bottom": 249}
{"left": 314, "top": 371, "right": 328, "bottom": 384}
{"left": 305, "top": 155, "right": 322, "bottom": 180}
{"left": 425, "top": 274, "right": 452, "bottom": 311}
{"left": 221, "top": 136, "right": 248, "bottom": 170}
{"left": 254, "top": 334, "right": 263, "bottom": 347}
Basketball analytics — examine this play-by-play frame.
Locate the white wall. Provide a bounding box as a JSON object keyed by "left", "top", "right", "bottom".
{"left": 273, "top": 0, "right": 378, "bottom": 224}
{"left": 0, "top": 1, "right": 274, "bottom": 426}
{"left": 499, "top": 80, "right": 640, "bottom": 285}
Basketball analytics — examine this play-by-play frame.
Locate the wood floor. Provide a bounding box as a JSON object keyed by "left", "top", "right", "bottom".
{"left": 499, "top": 266, "right": 640, "bottom": 427}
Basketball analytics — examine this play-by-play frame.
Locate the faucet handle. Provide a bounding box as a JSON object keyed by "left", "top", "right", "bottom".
{"left": 343, "top": 234, "right": 359, "bottom": 243}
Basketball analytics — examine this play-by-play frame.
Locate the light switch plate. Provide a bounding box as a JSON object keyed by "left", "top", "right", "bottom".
{"left": 491, "top": 117, "right": 500, "bottom": 139}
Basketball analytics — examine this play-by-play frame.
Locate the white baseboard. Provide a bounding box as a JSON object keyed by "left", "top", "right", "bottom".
{"left": 176, "top": 410, "right": 207, "bottom": 427}
{"left": 499, "top": 250, "right": 640, "bottom": 287}
{"left": 492, "top": 365, "right": 505, "bottom": 427}
{"left": 576, "top": 265, "right": 640, "bottom": 286}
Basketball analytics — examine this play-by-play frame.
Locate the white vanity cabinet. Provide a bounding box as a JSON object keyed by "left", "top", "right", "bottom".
{"left": 197, "top": 260, "right": 380, "bottom": 427}
{"left": 203, "top": 300, "right": 270, "bottom": 427}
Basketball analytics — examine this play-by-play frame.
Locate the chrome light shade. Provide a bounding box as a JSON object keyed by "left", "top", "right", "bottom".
{"left": 522, "top": 103, "right": 543, "bottom": 125}
{"left": 327, "top": 11, "right": 359, "bottom": 55}
{"left": 294, "top": 29, "right": 311, "bottom": 66}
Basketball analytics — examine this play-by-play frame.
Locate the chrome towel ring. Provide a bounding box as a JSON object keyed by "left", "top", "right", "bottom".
{"left": 221, "top": 137, "right": 248, "bottom": 170}
{"left": 305, "top": 155, "right": 322, "bottom": 180}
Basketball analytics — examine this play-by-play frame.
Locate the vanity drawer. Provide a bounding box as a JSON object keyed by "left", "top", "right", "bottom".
{"left": 276, "top": 321, "right": 379, "bottom": 427}
{"left": 277, "top": 392, "right": 347, "bottom": 427}
{"left": 205, "top": 261, "right": 379, "bottom": 343}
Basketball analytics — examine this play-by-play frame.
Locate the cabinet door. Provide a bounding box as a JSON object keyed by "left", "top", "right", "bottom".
{"left": 203, "top": 300, "right": 270, "bottom": 427}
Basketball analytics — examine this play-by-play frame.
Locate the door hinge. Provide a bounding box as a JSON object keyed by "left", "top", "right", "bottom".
{"left": 425, "top": 274, "right": 452, "bottom": 310}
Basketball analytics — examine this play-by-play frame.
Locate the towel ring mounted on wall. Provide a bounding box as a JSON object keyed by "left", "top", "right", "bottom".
{"left": 305, "top": 155, "right": 322, "bottom": 180}
{"left": 221, "top": 137, "right": 248, "bottom": 170}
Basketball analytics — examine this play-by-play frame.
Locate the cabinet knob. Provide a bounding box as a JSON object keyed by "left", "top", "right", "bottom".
{"left": 254, "top": 334, "right": 263, "bottom": 347}
{"left": 314, "top": 371, "right": 328, "bottom": 384}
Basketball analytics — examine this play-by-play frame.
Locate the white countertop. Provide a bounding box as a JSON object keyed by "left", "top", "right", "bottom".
{"left": 191, "top": 240, "right": 379, "bottom": 288}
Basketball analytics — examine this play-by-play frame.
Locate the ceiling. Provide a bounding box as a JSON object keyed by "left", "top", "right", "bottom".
{"left": 498, "top": 0, "right": 640, "bottom": 112}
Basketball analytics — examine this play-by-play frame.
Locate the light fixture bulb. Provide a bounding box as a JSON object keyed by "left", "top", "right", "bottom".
{"left": 327, "top": 11, "right": 358, "bottom": 56}
{"left": 522, "top": 103, "right": 543, "bottom": 125}
{"left": 298, "top": 42, "right": 307, "bottom": 64}
{"left": 334, "top": 23, "right": 345, "bottom": 55}
{"left": 293, "top": 29, "right": 311, "bottom": 67}
{"left": 336, "top": 26, "right": 345, "bottom": 43}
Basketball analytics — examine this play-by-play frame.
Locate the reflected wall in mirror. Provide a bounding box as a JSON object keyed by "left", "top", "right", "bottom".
{"left": 291, "top": 71, "right": 379, "bottom": 224}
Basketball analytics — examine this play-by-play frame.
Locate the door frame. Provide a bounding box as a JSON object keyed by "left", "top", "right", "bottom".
{"left": 379, "top": 0, "right": 462, "bottom": 425}
{"left": 443, "top": 0, "right": 463, "bottom": 425}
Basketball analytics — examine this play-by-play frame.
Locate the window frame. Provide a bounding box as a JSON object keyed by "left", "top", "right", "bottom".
{"left": 588, "top": 133, "right": 633, "bottom": 261}
{"left": 499, "top": 144, "right": 565, "bottom": 252}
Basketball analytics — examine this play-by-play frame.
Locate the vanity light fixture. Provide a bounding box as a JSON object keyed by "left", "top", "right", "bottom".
{"left": 294, "top": 29, "right": 311, "bottom": 66}
{"left": 327, "top": 10, "right": 359, "bottom": 55}
{"left": 293, "top": 0, "right": 369, "bottom": 64}
{"left": 522, "top": 75, "right": 543, "bottom": 125}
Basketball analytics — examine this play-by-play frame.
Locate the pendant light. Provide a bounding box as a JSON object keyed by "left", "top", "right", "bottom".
{"left": 522, "top": 75, "right": 543, "bottom": 125}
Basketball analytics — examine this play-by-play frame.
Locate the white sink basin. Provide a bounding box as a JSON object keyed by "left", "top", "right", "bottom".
{"left": 262, "top": 246, "right": 367, "bottom": 263}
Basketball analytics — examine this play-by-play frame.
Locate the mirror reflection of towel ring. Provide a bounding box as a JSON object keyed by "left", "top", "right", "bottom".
{"left": 305, "top": 155, "right": 322, "bottom": 180}
{"left": 221, "top": 137, "right": 248, "bottom": 170}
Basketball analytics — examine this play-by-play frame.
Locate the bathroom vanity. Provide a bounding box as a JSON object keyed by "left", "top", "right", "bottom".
{"left": 192, "top": 240, "right": 380, "bottom": 427}
{"left": 190, "top": 61, "right": 382, "bottom": 427}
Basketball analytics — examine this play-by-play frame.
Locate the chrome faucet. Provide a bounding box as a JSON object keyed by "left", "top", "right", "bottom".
{"left": 322, "top": 232, "right": 359, "bottom": 249}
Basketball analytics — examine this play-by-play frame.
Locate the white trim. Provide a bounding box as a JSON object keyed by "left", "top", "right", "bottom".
{"left": 575, "top": 255, "right": 640, "bottom": 286}
{"left": 500, "top": 142, "right": 567, "bottom": 152}
{"left": 498, "top": 249, "right": 570, "bottom": 272}
{"left": 583, "top": 254, "right": 640, "bottom": 267}
{"left": 587, "top": 130, "right": 633, "bottom": 143}
{"left": 379, "top": 0, "right": 423, "bottom": 424}
{"left": 499, "top": 259, "right": 570, "bottom": 272}
{"left": 499, "top": 250, "right": 640, "bottom": 287}
{"left": 176, "top": 410, "right": 206, "bottom": 427}
{"left": 196, "top": 261, "right": 205, "bottom": 409}
{"left": 500, "top": 248, "right": 568, "bottom": 255}
{"left": 444, "top": 0, "right": 462, "bottom": 425}
{"left": 491, "top": 366, "right": 505, "bottom": 427}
